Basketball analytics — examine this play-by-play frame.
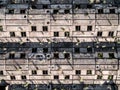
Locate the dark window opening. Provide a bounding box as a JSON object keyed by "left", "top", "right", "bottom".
{"left": 21, "top": 32, "right": 26, "bottom": 37}
{"left": 110, "top": 9, "right": 115, "bottom": 14}
{"left": 0, "top": 26, "right": 3, "bottom": 31}
{"left": 98, "top": 9, "right": 103, "bottom": 14}
{"left": 43, "top": 48, "right": 48, "bottom": 53}
{"left": 97, "top": 75, "right": 102, "bottom": 79}
{"left": 10, "top": 76, "right": 16, "bottom": 80}
{"left": 32, "top": 70, "right": 37, "bottom": 75}
{"left": 43, "top": 5, "right": 48, "bottom": 9}
{"left": 8, "top": 9, "right": 14, "bottom": 14}
{"left": 0, "top": 71, "right": 3, "bottom": 75}
{"left": 32, "top": 48, "right": 37, "bottom": 53}
{"left": 109, "top": 53, "right": 115, "bottom": 58}
{"left": 53, "top": 10, "right": 58, "bottom": 14}
{"left": 87, "top": 26, "right": 92, "bottom": 31}
{"left": 20, "top": 53, "right": 26, "bottom": 59}
{"left": 87, "top": 4, "right": 92, "bottom": 8}
{"left": 64, "top": 32, "right": 70, "bottom": 37}
{"left": 65, "top": 75, "right": 69, "bottom": 79}
{"left": 64, "top": 10, "right": 70, "bottom": 14}
{"left": 43, "top": 26, "right": 48, "bottom": 31}
{"left": 21, "top": 75, "right": 26, "bottom": 80}
{"left": 54, "top": 75, "right": 59, "bottom": 79}
{"left": 31, "top": 26, "right": 36, "bottom": 31}
{"left": 10, "top": 32, "right": 15, "bottom": 37}
{"left": 31, "top": 5, "right": 37, "bottom": 9}
{"left": 75, "top": 26, "right": 81, "bottom": 31}
{"left": 54, "top": 32, "right": 59, "bottom": 37}
{"left": 75, "top": 4, "right": 81, "bottom": 9}
{"left": 75, "top": 70, "right": 81, "bottom": 75}
{"left": 98, "top": 53, "right": 103, "bottom": 58}
{"left": 97, "top": 31, "right": 102, "bottom": 37}
{"left": 87, "top": 47, "right": 92, "bottom": 53}
{"left": 54, "top": 53, "right": 59, "bottom": 59}
{"left": 64, "top": 53, "right": 70, "bottom": 59}
{"left": 108, "top": 75, "right": 113, "bottom": 80}
{"left": 20, "top": 9, "right": 26, "bottom": 14}
{"left": 108, "top": 31, "right": 114, "bottom": 37}
{"left": 9, "top": 53, "right": 15, "bottom": 59}
{"left": 87, "top": 70, "right": 92, "bottom": 75}
{"left": 74, "top": 48, "right": 80, "bottom": 53}
{"left": 43, "top": 70, "right": 48, "bottom": 75}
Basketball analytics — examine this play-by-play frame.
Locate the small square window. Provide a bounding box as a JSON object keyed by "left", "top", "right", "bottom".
{"left": 98, "top": 9, "right": 103, "bottom": 14}
{"left": 75, "top": 70, "right": 81, "bottom": 75}
{"left": 21, "top": 32, "right": 26, "bottom": 37}
{"left": 87, "top": 4, "right": 92, "bottom": 8}
{"left": 54, "top": 32, "right": 59, "bottom": 37}
{"left": 54, "top": 53, "right": 59, "bottom": 59}
{"left": 64, "top": 10, "right": 70, "bottom": 14}
{"left": 87, "top": 47, "right": 92, "bottom": 53}
{"left": 20, "top": 53, "right": 26, "bottom": 59}
{"left": 10, "top": 32, "right": 15, "bottom": 37}
{"left": 64, "top": 53, "right": 70, "bottom": 59}
{"left": 43, "top": 26, "right": 48, "bottom": 31}
{"left": 9, "top": 53, "right": 15, "bottom": 59}
{"left": 20, "top": 9, "right": 26, "bottom": 14}
{"left": 75, "top": 26, "right": 81, "bottom": 31}
{"left": 108, "top": 75, "right": 113, "bottom": 80}
{"left": 31, "top": 26, "right": 36, "bottom": 31}
{"left": 43, "top": 5, "right": 48, "bottom": 9}
{"left": 109, "top": 53, "right": 115, "bottom": 58}
{"left": 65, "top": 75, "right": 69, "bottom": 79}
{"left": 43, "top": 70, "right": 48, "bottom": 75}
{"left": 87, "top": 26, "right": 92, "bottom": 31}
{"left": 75, "top": 4, "right": 81, "bottom": 9}
{"left": 0, "top": 26, "right": 3, "bottom": 31}
{"left": 53, "top": 10, "right": 58, "bottom": 14}
{"left": 32, "top": 70, "right": 37, "bottom": 75}
{"left": 43, "top": 48, "right": 48, "bottom": 53}
{"left": 21, "top": 75, "right": 26, "bottom": 80}
{"left": 54, "top": 75, "right": 59, "bottom": 79}
{"left": 74, "top": 48, "right": 80, "bottom": 53}
{"left": 110, "top": 9, "right": 115, "bottom": 14}
{"left": 97, "top": 53, "right": 103, "bottom": 58}
{"left": 108, "top": 31, "right": 114, "bottom": 37}
{"left": 64, "top": 32, "right": 69, "bottom": 37}
{"left": 32, "top": 48, "right": 37, "bottom": 53}
{"left": 0, "top": 71, "right": 3, "bottom": 75}
{"left": 10, "top": 76, "right": 16, "bottom": 80}
{"left": 87, "top": 70, "right": 92, "bottom": 75}
{"left": 97, "top": 31, "right": 102, "bottom": 37}
{"left": 8, "top": 9, "right": 14, "bottom": 14}
{"left": 97, "top": 75, "right": 102, "bottom": 79}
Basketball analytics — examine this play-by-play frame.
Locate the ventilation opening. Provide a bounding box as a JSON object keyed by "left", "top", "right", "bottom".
{"left": 0, "top": 86, "right": 5, "bottom": 90}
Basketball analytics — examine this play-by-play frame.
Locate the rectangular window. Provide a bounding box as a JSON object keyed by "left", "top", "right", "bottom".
{"left": 97, "top": 31, "right": 102, "bottom": 37}
{"left": 75, "top": 26, "right": 81, "bottom": 31}
{"left": 97, "top": 53, "right": 103, "bottom": 58}
{"left": 87, "top": 70, "right": 92, "bottom": 75}
{"left": 43, "top": 5, "right": 48, "bottom": 9}
{"left": 110, "top": 9, "right": 115, "bottom": 14}
{"left": 43, "top": 48, "right": 48, "bottom": 53}
{"left": 43, "top": 26, "right": 48, "bottom": 31}
{"left": 32, "top": 48, "right": 37, "bottom": 53}
{"left": 31, "top": 26, "right": 36, "bottom": 31}
{"left": 97, "top": 75, "right": 102, "bottom": 79}
{"left": 9, "top": 53, "right": 15, "bottom": 59}
{"left": 10, "top": 32, "right": 15, "bottom": 37}
{"left": 10, "top": 76, "right": 16, "bottom": 80}
{"left": 0, "top": 26, "right": 3, "bottom": 31}
{"left": 43, "top": 70, "right": 48, "bottom": 75}
{"left": 32, "top": 70, "right": 37, "bottom": 75}
{"left": 108, "top": 75, "right": 113, "bottom": 80}
{"left": 87, "top": 26, "right": 92, "bottom": 31}
{"left": 53, "top": 10, "right": 58, "bottom": 14}
{"left": 108, "top": 31, "right": 114, "bottom": 37}
{"left": 54, "top": 32, "right": 59, "bottom": 37}
{"left": 74, "top": 48, "right": 80, "bottom": 53}
{"left": 64, "top": 32, "right": 69, "bottom": 37}
{"left": 87, "top": 47, "right": 92, "bottom": 53}
{"left": 75, "top": 4, "right": 81, "bottom": 9}
{"left": 64, "top": 53, "right": 70, "bottom": 59}
{"left": 21, "top": 75, "right": 27, "bottom": 80}
{"left": 54, "top": 53, "right": 59, "bottom": 59}
{"left": 65, "top": 75, "right": 69, "bottom": 79}
{"left": 0, "top": 71, "right": 3, "bottom": 75}
{"left": 21, "top": 32, "right": 26, "bottom": 37}
{"left": 8, "top": 9, "right": 14, "bottom": 14}
{"left": 20, "top": 9, "right": 26, "bottom": 14}
{"left": 64, "top": 10, "right": 70, "bottom": 14}
{"left": 98, "top": 9, "right": 103, "bottom": 14}
{"left": 54, "top": 75, "right": 59, "bottom": 79}
{"left": 20, "top": 53, "right": 26, "bottom": 59}
{"left": 75, "top": 70, "right": 81, "bottom": 75}
{"left": 109, "top": 53, "right": 115, "bottom": 58}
